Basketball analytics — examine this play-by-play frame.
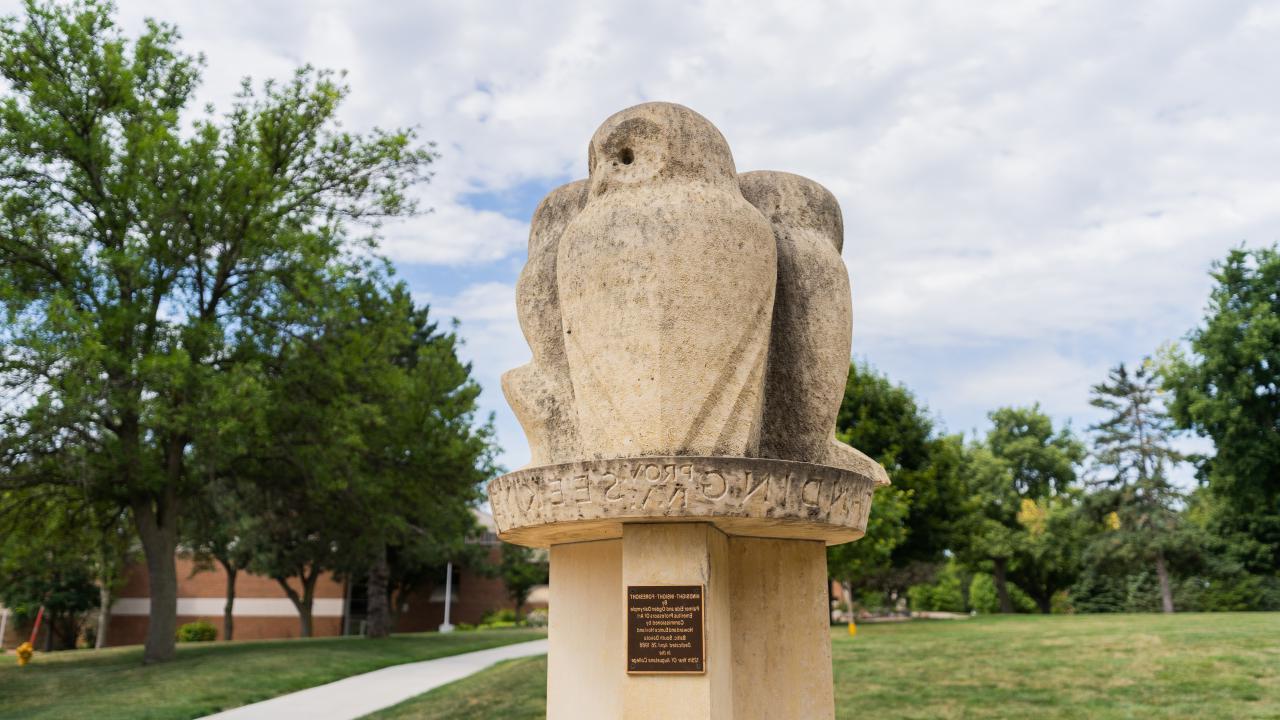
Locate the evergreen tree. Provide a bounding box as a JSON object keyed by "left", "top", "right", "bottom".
{"left": 1087, "top": 361, "right": 1186, "bottom": 612}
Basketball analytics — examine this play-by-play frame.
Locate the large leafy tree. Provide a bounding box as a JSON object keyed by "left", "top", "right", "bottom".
{"left": 957, "top": 406, "right": 1085, "bottom": 613}
{"left": 1165, "top": 245, "right": 1280, "bottom": 578}
{"left": 1086, "top": 361, "right": 1188, "bottom": 612}
{"left": 0, "top": 0, "right": 432, "bottom": 661}
{"left": 828, "top": 362, "right": 965, "bottom": 603}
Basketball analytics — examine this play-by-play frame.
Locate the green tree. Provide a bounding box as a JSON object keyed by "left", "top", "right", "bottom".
{"left": 0, "top": 0, "right": 432, "bottom": 661}
{"left": 1165, "top": 245, "right": 1280, "bottom": 579}
{"left": 1011, "top": 493, "right": 1087, "bottom": 614}
{"left": 184, "top": 478, "right": 254, "bottom": 641}
{"left": 829, "top": 363, "right": 966, "bottom": 604}
{"left": 0, "top": 488, "right": 120, "bottom": 650}
{"left": 1087, "top": 361, "right": 1187, "bottom": 612}
{"left": 355, "top": 292, "right": 495, "bottom": 639}
{"left": 957, "top": 406, "right": 1085, "bottom": 613}
{"left": 954, "top": 443, "right": 1022, "bottom": 613}
{"left": 500, "top": 543, "right": 548, "bottom": 620}
{"left": 227, "top": 275, "right": 493, "bottom": 639}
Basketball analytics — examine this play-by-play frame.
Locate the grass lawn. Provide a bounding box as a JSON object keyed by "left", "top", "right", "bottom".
{"left": 0, "top": 628, "right": 545, "bottom": 720}
{"left": 368, "top": 613, "right": 1280, "bottom": 719}
{"left": 367, "top": 655, "right": 548, "bottom": 720}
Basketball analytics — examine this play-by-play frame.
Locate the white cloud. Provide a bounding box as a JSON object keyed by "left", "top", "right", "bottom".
{"left": 381, "top": 203, "right": 528, "bottom": 266}
{"left": 7, "top": 0, "right": 1277, "bottom": 467}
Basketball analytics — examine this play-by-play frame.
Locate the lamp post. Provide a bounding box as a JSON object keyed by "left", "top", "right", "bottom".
{"left": 439, "top": 562, "right": 454, "bottom": 633}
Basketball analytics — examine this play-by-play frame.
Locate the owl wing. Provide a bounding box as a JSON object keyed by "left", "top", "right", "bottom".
{"left": 502, "top": 179, "right": 589, "bottom": 467}
{"left": 739, "top": 171, "right": 890, "bottom": 487}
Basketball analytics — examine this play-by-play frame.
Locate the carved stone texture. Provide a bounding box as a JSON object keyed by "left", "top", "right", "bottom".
{"left": 501, "top": 180, "right": 588, "bottom": 466}
{"left": 557, "top": 103, "right": 778, "bottom": 459}
{"left": 496, "top": 102, "right": 889, "bottom": 548}
{"left": 502, "top": 101, "right": 889, "bottom": 483}
{"left": 739, "top": 171, "right": 890, "bottom": 486}
{"left": 487, "top": 456, "right": 876, "bottom": 548}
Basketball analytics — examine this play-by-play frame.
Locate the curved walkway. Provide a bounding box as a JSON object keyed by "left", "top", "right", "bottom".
{"left": 199, "top": 638, "right": 549, "bottom": 720}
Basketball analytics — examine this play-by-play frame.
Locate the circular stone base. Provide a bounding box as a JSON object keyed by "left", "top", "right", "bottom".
{"left": 487, "top": 455, "right": 877, "bottom": 548}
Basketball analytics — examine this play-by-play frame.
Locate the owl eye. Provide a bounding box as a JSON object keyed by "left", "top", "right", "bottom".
{"left": 618, "top": 148, "right": 634, "bottom": 165}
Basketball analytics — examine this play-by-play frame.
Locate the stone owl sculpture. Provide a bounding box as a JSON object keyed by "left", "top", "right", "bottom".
{"left": 503, "top": 102, "right": 888, "bottom": 485}
{"left": 500, "top": 180, "right": 588, "bottom": 466}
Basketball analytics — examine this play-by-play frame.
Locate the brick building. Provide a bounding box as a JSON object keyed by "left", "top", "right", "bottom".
{"left": 1, "top": 510, "right": 546, "bottom": 649}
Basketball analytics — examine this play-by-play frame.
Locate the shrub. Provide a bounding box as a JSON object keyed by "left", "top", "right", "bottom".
{"left": 969, "top": 573, "right": 1037, "bottom": 613}
{"left": 907, "top": 561, "right": 967, "bottom": 613}
{"left": 176, "top": 620, "right": 217, "bottom": 642}
{"left": 481, "top": 608, "right": 518, "bottom": 625}
{"left": 525, "top": 608, "right": 548, "bottom": 628}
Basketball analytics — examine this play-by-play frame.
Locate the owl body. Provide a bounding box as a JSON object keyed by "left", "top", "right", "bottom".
{"left": 556, "top": 104, "right": 777, "bottom": 459}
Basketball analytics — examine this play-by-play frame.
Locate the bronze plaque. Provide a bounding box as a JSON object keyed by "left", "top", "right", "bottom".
{"left": 626, "top": 585, "right": 705, "bottom": 673}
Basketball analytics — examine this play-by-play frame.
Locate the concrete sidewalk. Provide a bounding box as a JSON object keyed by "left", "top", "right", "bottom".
{"left": 200, "top": 638, "right": 549, "bottom": 720}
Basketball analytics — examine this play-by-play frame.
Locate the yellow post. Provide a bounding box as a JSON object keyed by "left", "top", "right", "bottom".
{"left": 846, "top": 621, "right": 857, "bottom": 638}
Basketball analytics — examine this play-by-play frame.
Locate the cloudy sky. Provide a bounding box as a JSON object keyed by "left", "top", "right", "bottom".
{"left": 22, "top": 0, "right": 1278, "bottom": 472}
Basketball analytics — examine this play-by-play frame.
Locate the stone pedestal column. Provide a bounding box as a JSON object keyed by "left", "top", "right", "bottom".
{"left": 488, "top": 102, "right": 890, "bottom": 720}
{"left": 542, "top": 525, "right": 836, "bottom": 720}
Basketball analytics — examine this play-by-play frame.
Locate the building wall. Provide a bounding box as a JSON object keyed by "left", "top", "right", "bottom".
{"left": 106, "top": 554, "right": 347, "bottom": 646}
{"left": 100, "top": 548, "right": 544, "bottom": 646}
{"left": 392, "top": 545, "right": 545, "bottom": 632}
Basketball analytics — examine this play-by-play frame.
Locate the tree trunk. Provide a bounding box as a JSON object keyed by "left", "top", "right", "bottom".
{"left": 366, "top": 544, "right": 390, "bottom": 639}
{"left": 96, "top": 584, "right": 111, "bottom": 649}
{"left": 1155, "top": 550, "right": 1175, "bottom": 613}
{"left": 220, "top": 559, "right": 237, "bottom": 641}
{"left": 1034, "top": 593, "right": 1052, "bottom": 615}
{"left": 993, "top": 558, "right": 1013, "bottom": 614}
{"left": 134, "top": 491, "right": 180, "bottom": 663}
{"left": 276, "top": 573, "right": 318, "bottom": 638}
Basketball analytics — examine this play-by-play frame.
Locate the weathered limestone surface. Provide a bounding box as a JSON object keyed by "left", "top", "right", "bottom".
{"left": 622, "top": 525, "right": 732, "bottom": 720}
{"left": 739, "top": 171, "right": 887, "bottom": 482}
{"left": 548, "top": 539, "right": 623, "bottom": 718}
{"left": 557, "top": 103, "right": 778, "bottom": 459}
{"left": 487, "top": 101, "right": 887, "bottom": 720}
{"left": 501, "top": 181, "right": 588, "bottom": 466}
{"left": 544, "top": 527, "right": 837, "bottom": 720}
{"left": 489, "top": 455, "right": 876, "bottom": 547}
{"left": 728, "top": 537, "right": 835, "bottom": 720}
{"left": 499, "top": 101, "right": 889, "bottom": 486}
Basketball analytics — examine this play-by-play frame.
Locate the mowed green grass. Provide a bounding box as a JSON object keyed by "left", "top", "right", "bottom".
{"left": 368, "top": 655, "right": 549, "bottom": 720}
{"left": 373, "top": 613, "right": 1280, "bottom": 719}
{"left": 0, "top": 628, "right": 545, "bottom": 720}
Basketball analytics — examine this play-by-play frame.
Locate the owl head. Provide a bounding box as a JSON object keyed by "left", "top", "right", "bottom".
{"left": 739, "top": 171, "right": 845, "bottom": 252}
{"left": 585, "top": 102, "right": 738, "bottom": 198}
